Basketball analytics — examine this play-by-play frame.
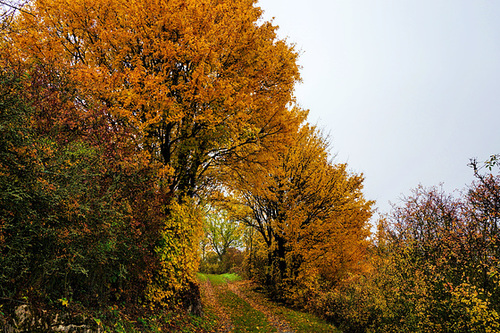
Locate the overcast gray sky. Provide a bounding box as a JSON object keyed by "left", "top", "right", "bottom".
{"left": 258, "top": 0, "right": 500, "bottom": 217}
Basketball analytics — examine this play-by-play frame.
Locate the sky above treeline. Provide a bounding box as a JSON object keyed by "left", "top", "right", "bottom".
{"left": 257, "top": 0, "right": 500, "bottom": 217}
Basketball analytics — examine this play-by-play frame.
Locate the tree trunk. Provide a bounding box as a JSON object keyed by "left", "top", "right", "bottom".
{"left": 180, "top": 281, "right": 203, "bottom": 317}
{"left": 266, "top": 235, "right": 288, "bottom": 298}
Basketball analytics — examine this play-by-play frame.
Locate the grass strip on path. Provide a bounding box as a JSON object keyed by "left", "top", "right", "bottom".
{"left": 228, "top": 281, "right": 294, "bottom": 333}
{"left": 218, "top": 288, "right": 277, "bottom": 333}
{"left": 198, "top": 274, "right": 233, "bottom": 332}
{"left": 198, "top": 274, "right": 338, "bottom": 333}
{"left": 199, "top": 273, "right": 277, "bottom": 332}
{"left": 201, "top": 273, "right": 242, "bottom": 285}
{"left": 235, "top": 281, "right": 340, "bottom": 333}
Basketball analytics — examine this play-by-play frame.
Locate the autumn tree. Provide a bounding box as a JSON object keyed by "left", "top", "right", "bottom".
{"left": 388, "top": 167, "right": 500, "bottom": 295}
{"left": 464, "top": 160, "right": 500, "bottom": 297}
{"left": 9, "top": 0, "right": 304, "bottom": 201}
{"left": 232, "top": 125, "right": 373, "bottom": 294}
{"left": 336, "top": 169, "right": 500, "bottom": 333}
{"left": 3, "top": 0, "right": 305, "bottom": 313}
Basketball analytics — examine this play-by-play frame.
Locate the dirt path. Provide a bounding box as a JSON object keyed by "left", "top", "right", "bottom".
{"left": 199, "top": 276, "right": 295, "bottom": 333}
{"left": 228, "top": 281, "right": 294, "bottom": 333}
{"left": 199, "top": 278, "right": 234, "bottom": 332}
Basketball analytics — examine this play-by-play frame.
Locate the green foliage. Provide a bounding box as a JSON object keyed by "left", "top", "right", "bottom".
{"left": 0, "top": 64, "right": 172, "bottom": 327}
{"left": 199, "top": 207, "right": 245, "bottom": 274}
{"left": 93, "top": 304, "right": 219, "bottom": 332}
{"left": 0, "top": 69, "right": 143, "bottom": 307}
{"left": 484, "top": 154, "right": 499, "bottom": 171}
{"left": 200, "top": 207, "right": 245, "bottom": 274}
{"left": 0, "top": 71, "right": 34, "bottom": 299}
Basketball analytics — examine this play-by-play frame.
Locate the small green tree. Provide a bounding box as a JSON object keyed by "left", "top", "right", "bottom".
{"left": 199, "top": 207, "right": 244, "bottom": 274}
{"left": 206, "top": 209, "right": 243, "bottom": 262}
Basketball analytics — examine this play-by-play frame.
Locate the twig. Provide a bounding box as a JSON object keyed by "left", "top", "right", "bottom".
{"left": 0, "top": 0, "right": 35, "bottom": 17}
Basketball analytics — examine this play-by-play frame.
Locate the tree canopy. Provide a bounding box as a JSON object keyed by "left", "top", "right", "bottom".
{"left": 231, "top": 124, "right": 373, "bottom": 292}
{"left": 0, "top": 0, "right": 376, "bottom": 330}
{"left": 9, "top": 0, "right": 305, "bottom": 200}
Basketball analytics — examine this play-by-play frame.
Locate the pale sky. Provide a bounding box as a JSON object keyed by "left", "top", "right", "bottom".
{"left": 257, "top": 0, "right": 500, "bottom": 217}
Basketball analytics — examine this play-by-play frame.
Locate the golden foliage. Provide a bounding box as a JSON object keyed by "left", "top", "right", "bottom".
{"left": 233, "top": 124, "right": 373, "bottom": 290}
{"left": 9, "top": 0, "right": 305, "bottom": 198}
{"left": 4, "top": 0, "right": 307, "bottom": 309}
{"left": 146, "top": 198, "right": 203, "bottom": 307}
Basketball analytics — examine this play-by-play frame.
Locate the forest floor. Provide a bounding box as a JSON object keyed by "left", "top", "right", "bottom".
{"left": 196, "top": 273, "right": 339, "bottom": 333}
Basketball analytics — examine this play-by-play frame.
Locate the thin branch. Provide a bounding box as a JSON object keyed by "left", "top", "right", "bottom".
{"left": 0, "top": 0, "right": 34, "bottom": 17}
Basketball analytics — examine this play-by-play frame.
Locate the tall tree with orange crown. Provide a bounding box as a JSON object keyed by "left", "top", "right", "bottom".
{"left": 8, "top": 0, "right": 305, "bottom": 201}
{"left": 1, "top": 0, "right": 306, "bottom": 313}
{"left": 232, "top": 125, "right": 373, "bottom": 295}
